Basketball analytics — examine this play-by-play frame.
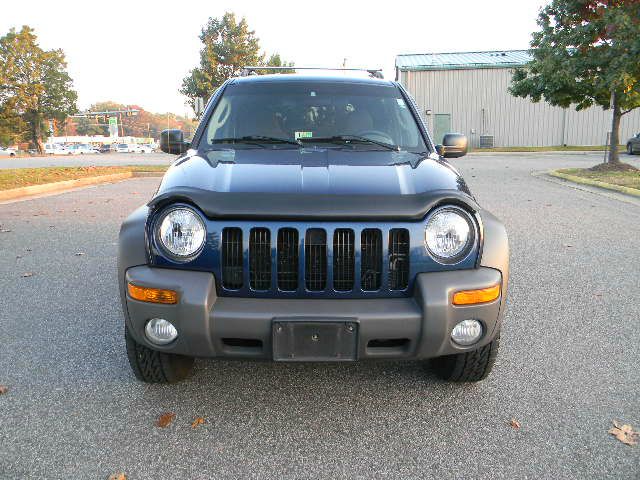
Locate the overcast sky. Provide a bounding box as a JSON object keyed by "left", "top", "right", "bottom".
{"left": 2, "top": 0, "right": 544, "bottom": 115}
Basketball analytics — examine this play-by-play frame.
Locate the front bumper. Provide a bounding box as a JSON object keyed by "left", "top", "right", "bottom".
{"left": 122, "top": 266, "right": 504, "bottom": 360}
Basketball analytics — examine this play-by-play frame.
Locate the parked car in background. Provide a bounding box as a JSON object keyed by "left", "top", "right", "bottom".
{"left": 52, "top": 145, "right": 73, "bottom": 155}
{"left": 45, "top": 144, "right": 57, "bottom": 154}
{"left": 99, "top": 144, "right": 116, "bottom": 154}
{"left": 68, "top": 144, "right": 99, "bottom": 155}
{"left": 115, "top": 143, "right": 132, "bottom": 153}
{"left": 131, "top": 144, "right": 153, "bottom": 153}
{"left": 0, "top": 146, "right": 17, "bottom": 156}
{"left": 626, "top": 133, "right": 640, "bottom": 155}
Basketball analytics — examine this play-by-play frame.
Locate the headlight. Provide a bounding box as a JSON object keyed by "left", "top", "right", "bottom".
{"left": 156, "top": 206, "right": 206, "bottom": 260}
{"left": 424, "top": 205, "right": 476, "bottom": 263}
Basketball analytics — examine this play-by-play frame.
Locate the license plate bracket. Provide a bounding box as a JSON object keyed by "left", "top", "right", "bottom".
{"left": 272, "top": 321, "right": 358, "bottom": 361}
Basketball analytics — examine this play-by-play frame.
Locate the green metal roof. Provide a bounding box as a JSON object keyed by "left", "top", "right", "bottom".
{"left": 396, "top": 50, "right": 531, "bottom": 71}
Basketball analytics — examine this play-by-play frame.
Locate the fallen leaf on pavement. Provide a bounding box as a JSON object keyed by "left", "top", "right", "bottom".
{"left": 609, "top": 421, "right": 638, "bottom": 446}
{"left": 565, "top": 244, "right": 574, "bottom": 248}
{"left": 156, "top": 412, "right": 176, "bottom": 428}
{"left": 0, "top": 385, "right": 8, "bottom": 394}
{"left": 16, "top": 255, "right": 22, "bottom": 259}
{"left": 107, "top": 474, "right": 126, "bottom": 480}
{"left": 191, "top": 417, "right": 205, "bottom": 428}
{"left": 75, "top": 252, "right": 85, "bottom": 256}
{"left": 21, "top": 272, "right": 34, "bottom": 278}
{"left": 508, "top": 419, "right": 521, "bottom": 429}
{"left": 0, "top": 229, "right": 11, "bottom": 233}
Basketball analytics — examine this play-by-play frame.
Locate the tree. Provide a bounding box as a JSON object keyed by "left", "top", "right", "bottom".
{"left": 510, "top": 0, "right": 640, "bottom": 166}
{"left": 181, "top": 12, "right": 294, "bottom": 113}
{"left": 0, "top": 26, "right": 77, "bottom": 153}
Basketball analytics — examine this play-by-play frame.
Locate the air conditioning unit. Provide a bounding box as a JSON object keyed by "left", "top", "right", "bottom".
{"left": 479, "top": 135, "right": 494, "bottom": 148}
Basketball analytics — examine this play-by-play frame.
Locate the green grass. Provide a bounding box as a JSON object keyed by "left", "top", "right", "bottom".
{"left": 0, "top": 165, "right": 167, "bottom": 190}
{"left": 556, "top": 167, "right": 640, "bottom": 190}
{"left": 471, "top": 145, "right": 618, "bottom": 153}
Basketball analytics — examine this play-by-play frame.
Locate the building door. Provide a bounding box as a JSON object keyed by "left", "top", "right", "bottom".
{"left": 433, "top": 114, "right": 451, "bottom": 145}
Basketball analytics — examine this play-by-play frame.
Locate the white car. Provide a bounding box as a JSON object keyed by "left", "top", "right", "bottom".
{"left": 68, "top": 144, "right": 98, "bottom": 155}
{"left": 132, "top": 144, "right": 153, "bottom": 153}
{"left": 51, "top": 145, "right": 74, "bottom": 155}
{"left": 115, "top": 143, "right": 132, "bottom": 153}
{"left": 0, "top": 147, "right": 17, "bottom": 157}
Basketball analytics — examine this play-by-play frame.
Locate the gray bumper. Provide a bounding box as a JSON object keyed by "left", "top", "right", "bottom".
{"left": 122, "top": 266, "right": 504, "bottom": 360}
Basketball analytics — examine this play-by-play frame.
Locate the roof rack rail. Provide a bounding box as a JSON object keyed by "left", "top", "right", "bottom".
{"left": 241, "top": 66, "right": 384, "bottom": 79}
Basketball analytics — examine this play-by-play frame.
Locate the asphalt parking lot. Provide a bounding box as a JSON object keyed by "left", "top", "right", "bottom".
{"left": 0, "top": 152, "right": 638, "bottom": 479}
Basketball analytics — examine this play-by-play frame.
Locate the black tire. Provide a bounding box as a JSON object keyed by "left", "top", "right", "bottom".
{"left": 125, "top": 326, "right": 194, "bottom": 383}
{"left": 627, "top": 143, "right": 634, "bottom": 155}
{"left": 431, "top": 334, "right": 500, "bottom": 382}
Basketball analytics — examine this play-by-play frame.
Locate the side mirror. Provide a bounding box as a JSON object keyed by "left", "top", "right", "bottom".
{"left": 436, "top": 133, "right": 468, "bottom": 158}
{"left": 160, "top": 129, "right": 190, "bottom": 155}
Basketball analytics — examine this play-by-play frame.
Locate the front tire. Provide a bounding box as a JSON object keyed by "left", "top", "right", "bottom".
{"left": 627, "top": 143, "right": 634, "bottom": 155}
{"left": 431, "top": 334, "right": 500, "bottom": 382}
{"left": 125, "top": 326, "right": 194, "bottom": 383}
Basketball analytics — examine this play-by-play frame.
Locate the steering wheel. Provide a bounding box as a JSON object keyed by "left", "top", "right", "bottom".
{"left": 355, "top": 130, "right": 394, "bottom": 145}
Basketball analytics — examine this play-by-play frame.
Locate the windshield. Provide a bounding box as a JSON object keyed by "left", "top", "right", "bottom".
{"left": 204, "top": 81, "right": 427, "bottom": 152}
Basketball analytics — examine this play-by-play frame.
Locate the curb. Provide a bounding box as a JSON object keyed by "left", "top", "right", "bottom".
{"left": 548, "top": 170, "right": 640, "bottom": 198}
{"left": 0, "top": 172, "right": 134, "bottom": 202}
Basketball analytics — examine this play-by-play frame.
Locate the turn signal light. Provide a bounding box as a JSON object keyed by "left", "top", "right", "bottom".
{"left": 127, "top": 283, "right": 178, "bottom": 304}
{"left": 453, "top": 284, "right": 501, "bottom": 305}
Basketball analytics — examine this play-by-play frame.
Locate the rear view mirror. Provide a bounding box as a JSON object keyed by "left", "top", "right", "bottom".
{"left": 160, "top": 129, "right": 190, "bottom": 155}
{"left": 436, "top": 133, "right": 468, "bottom": 158}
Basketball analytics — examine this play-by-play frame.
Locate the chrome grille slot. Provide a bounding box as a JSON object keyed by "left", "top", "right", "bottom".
{"left": 389, "top": 228, "right": 410, "bottom": 290}
{"left": 361, "top": 228, "right": 382, "bottom": 291}
{"left": 333, "top": 229, "right": 355, "bottom": 291}
{"left": 305, "top": 229, "right": 327, "bottom": 291}
{"left": 249, "top": 228, "right": 271, "bottom": 290}
{"left": 221, "top": 227, "right": 243, "bottom": 289}
{"left": 277, "top": 228, "right": 299, "bottom": 291}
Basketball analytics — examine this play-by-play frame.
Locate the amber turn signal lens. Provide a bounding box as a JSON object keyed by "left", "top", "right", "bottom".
{"left": 452, "top": 284, "right": 501, "bottom": 305}
{"left": 127, "top": 283, "right": 178, "bottom": 304}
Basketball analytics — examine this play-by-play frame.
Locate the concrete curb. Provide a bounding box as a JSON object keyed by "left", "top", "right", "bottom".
{"left": 0, "top": 172, "right": 134, "bottom": 202}
{"left": 548, "top": 170, "right": 640, "bottom": 198}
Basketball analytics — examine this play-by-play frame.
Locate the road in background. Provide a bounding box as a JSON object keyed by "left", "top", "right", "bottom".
{"left": 1, "top": 150, "right": 639, "bottom": 170}
{"left": 0, "top": 152, "right": 174, "bottom": 169}
{"left": 0, "top": 153, "right": 638, "bottom": 478}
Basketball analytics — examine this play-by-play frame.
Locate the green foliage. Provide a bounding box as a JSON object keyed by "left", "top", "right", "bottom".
{"left": 510, "top": 0, "right": 640, "bottom": 163}
{"left": 181, "top": 12, "right": 294, "bottom": 112}
{"left": 0, "top": 26, "right": 77, "bottom": 152}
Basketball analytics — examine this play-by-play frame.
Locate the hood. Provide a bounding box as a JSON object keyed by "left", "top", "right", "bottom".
{"left": 150, "top": 148, "right": 476, "bottom": 220}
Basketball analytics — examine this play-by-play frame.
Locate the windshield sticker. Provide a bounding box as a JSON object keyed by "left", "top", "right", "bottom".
{"left": 295, "top": 131, "right": 313, "bottom": 139}
{"left": 396, "top": 98, "right": 407, "bottom": 108}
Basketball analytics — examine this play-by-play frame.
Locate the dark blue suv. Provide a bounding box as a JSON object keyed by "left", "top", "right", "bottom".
{"left": 118, "top": 71, "right": 509, "bottom": 383}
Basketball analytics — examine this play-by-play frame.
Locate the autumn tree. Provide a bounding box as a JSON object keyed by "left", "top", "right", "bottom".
{"left": 510, "top": 0, "right": 640, "bottom": 167}
{"left": 181, "top": 12, "right": 294, "bottom": 112}
{"left": 0, "top": 26, "right": 77, "bottom": 153}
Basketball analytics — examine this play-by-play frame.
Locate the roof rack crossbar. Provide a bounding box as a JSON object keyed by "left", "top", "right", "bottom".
{"left": 241, "top": 66, "right": 384, "bottom": 79}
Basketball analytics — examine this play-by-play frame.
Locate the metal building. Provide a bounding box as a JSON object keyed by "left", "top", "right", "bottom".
{"left": 396, "top": 50, "right": 640, "bottom": 148}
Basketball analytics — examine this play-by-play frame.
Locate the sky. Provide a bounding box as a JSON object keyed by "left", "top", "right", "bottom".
{"left": 2, "top": 0, "right": 545, "bottom": 116}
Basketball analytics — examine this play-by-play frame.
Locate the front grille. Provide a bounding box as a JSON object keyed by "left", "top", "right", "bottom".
{"left": 277, "top": 228, "right": 298, "bottom": 291}
{"left": 389, "top": 229, "right": 410, "bottom": 290}
{"left": 361, "top": 229, "right": 382, "bottom": 290}
{"left": 220, "top": 226, "right": 411, "bottom": 294}
{"left": 222, "top": 227, "right": 243, "bottom": 289}
{"left": 305, "top": 229, "right": 327, "bottom": 291}
{"left": 333, "top": 229, "right": 355, "bottom": 291}
{"left": 249, "top": 228, "right": 271, "bottom": 290}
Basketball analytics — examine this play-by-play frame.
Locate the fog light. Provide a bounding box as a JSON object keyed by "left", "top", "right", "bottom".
{"left": 451, "top": 319, "right": 483, "bottom": 346}
{"left": 145, "top": 318, "right": 178, "bottom": 345}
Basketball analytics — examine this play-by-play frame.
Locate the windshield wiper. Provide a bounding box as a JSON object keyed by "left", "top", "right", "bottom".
{"left": 298, "top": 135, "right": 400, "bottom": 151}
{"left": 211, "top": 135, "right": 301, "bottom": 146}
